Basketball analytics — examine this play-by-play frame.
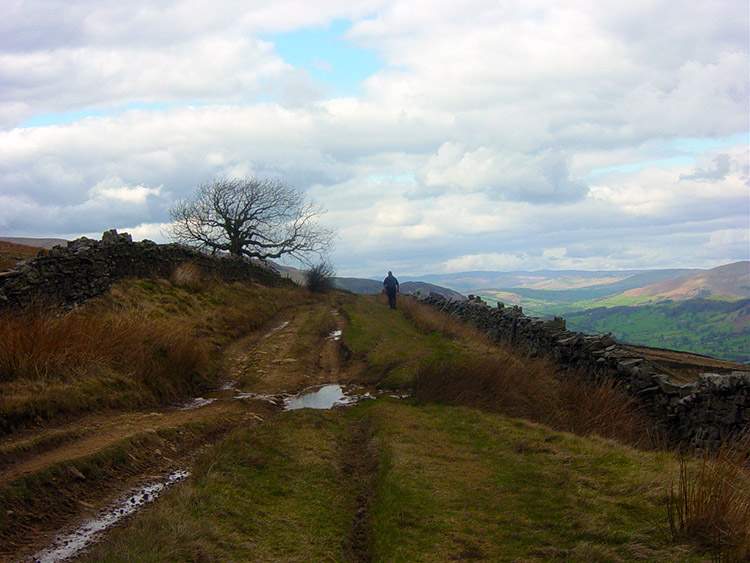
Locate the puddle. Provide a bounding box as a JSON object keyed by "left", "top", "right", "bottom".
{"left": 326, "top": 329, "right": 342, "bottom": 341}
{"left": 263, "top": 320, "right": 289, "bottom": 339}
{"left": 30, "top": 469, "right": 189, "bottom": 563}
{"left": 177, "top": 397, "right": 217, "bottom": 411}
{"left": 283, "top": 384, "right": 370, "bottom": 411}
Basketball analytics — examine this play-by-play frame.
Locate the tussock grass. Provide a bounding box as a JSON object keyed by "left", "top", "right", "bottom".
{"left": 669, "top": 437, "right": 750, "bottom": 562}
{"left": 398, "top": 296, "right": 493, "bottom": 344}
{"left": 169, "top": 261, "right": 217, "bottom": 293}
{"left": 413, "top": 355, "right": 658, "bottom": 448}
{"left": 0, "top": 305, "right": 210, "bottom": 433}
{"left": 0, "top": 278, "right": 306, "bottom": 434}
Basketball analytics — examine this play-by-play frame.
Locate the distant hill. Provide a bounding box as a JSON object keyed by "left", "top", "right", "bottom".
{"left": 0, "top": 240, "right": 44, "bottom": 271}
{"left": 334, "top": 277, "right": 465, "bottom": 301}
{"left": 409, "top": 268, "right": 698, "bottom": 294}
{"left": 400, "top": 281, "right": 466, "bottom": 301}
{"left": 0, "top": 237, "right": 68, "bottom": 250}
{"left": 269, "top": 262, "right": 306, "bottom": 284}
{"left": 563, "top": 298, "right": 750, "bottom": 364}
{"left": 467, "top": 262, "right": 750, "bottom": 365}
{"left": 622, "top": 261, "right": 749, "bottom": 301}
{"left": 334, "top": 277, "right": 382, "bottom": 294}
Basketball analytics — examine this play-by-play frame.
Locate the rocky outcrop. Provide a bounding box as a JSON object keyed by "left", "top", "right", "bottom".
{"left": 419, "top": 293, "right": 749, "bottom": 449}
{"left": 0, "top": 229, "right": 283, "bottom": 308}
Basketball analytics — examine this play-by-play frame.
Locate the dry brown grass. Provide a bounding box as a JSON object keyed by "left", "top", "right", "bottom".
{"left": 402, "top": 297, "right": 660, "bottom": 447}
{"left": 398, "top": 296, "right": 494, "bottom": 345}
{"left": 413, "top": 351, "right": 660, "bottom": 449}
{"left": 0, "top": 305, "right": 208, "bottom": 389}
{"left": 0, "top": 278, "right": 305, "bottom": 434}
{"left": 669, "top": 437, "right": 750, "bottom": 562}
{"left": 0, "top": 304, "right": 211, "bottom": 433}
{"left": 169, "top": 261, "right": 221, "bottom": 293}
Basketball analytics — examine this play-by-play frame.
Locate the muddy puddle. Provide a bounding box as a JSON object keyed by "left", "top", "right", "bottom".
{"left": 29, "top": 469, "right": 189, "bottom": 563}
{"left": 284, "top": 384, "right": 372, "bottom": 410}
{"left": 326, "top": 329, "right": 342, "bottom": 341}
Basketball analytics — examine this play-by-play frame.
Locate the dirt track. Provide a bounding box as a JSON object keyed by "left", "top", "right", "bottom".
{"left": 1, "top": 302, "right": 354, "bottom": 562}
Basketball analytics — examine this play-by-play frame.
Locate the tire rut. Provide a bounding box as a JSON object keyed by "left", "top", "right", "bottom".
{"left": 341, "top": 416, "right": 380, "bottom": 563}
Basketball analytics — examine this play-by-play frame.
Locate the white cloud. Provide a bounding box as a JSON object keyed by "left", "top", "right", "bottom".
{"left": 0, "top": 0, "right": 748, "bottom": 275}
{"left": 89, "top": 178, "right": 162, "bottom": 204}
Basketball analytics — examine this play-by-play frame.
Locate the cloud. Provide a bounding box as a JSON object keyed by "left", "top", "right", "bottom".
{"left": 680, "top": 153, "right": 732, "bottom": 182}
{"left": 89, "top": 178, "right": 162, "bottom": 204}
{"left": 0, "top": 0, "right": 748, "bottom": 276}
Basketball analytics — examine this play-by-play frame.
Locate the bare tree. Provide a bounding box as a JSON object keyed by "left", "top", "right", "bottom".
{"left": 168, "top": 177, "right": 334, "bottom": 263}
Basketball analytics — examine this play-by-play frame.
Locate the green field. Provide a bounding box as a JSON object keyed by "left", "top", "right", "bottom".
{"left": 474, "top": 289, "right": 750, "bottom": 365}
{"left": 562, "top": 299, "right": 750, "bottom": 364}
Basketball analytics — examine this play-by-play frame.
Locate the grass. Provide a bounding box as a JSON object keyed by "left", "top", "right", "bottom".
{"left": 340, "top": 294, "right": 474, "bottom": 389}
{"left": 5, "top": 288, "right": 745, "bottom": 560}
{"left": 393, "top": 297, "right": 662, "bottom": 448}
{"left": 398, "top": 295, "right": 494, "bottom": 344}
{"left": 370, "top": 402, "right": 703, "bottom": 562}
{"left": 79, "top": 409, "right": 367, "bottom": 563}
{"left": 0, "top": 240, "right": 39, "bottom": 272}
{"left": 412, "top": 355, "right": 661, "bottom": 449}
{"left": 0, "top": 276, "right": 307, "bottom": 434}
{"left": 78, "top": 401, "right": 709, "bottom": 562}
{"left": 668, "top": 438, "right": 750, "bottom": 562}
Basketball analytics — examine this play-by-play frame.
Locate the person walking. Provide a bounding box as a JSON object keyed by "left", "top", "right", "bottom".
{"left": 383, "top": 271, "right": 400, "bottom": 309}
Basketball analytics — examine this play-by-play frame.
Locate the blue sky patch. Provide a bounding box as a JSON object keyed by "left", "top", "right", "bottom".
{"left": 266, "top": 19, "right": 383, "bottom": 97}
{"left": 20, "top": 101, "right": 169, "bottom": 128}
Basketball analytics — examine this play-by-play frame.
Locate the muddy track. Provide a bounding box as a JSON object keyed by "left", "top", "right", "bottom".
{"left": 341, "top": 417, "right": 379, "bottom": 563}
{"left": 1, "top": 301, "right": 356, "bottom": 562}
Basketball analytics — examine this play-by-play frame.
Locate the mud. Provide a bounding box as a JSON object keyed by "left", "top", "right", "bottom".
{"left": 28, "top": 469, "right": 189, "bottom": 563}
{"left": 341, "top": 417, "right": 379, "bottom": 563}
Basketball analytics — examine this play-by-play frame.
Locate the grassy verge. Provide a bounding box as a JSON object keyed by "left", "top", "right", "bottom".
{"left": 0, "top": 277, "right": 306, "bottom": 435}
{"left": 370, "top": 402, "right": 703, "bottom": 562}
{"left": 413, "top": 355, "right": 660, "bottom": 448}
{"left": 78, "top": 400, "right": 708, "bottom": 562}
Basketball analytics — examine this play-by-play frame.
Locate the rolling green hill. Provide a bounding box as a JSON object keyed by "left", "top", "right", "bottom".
{"left": 472, "top": 262, "right": 750, "bottom": 364}
{"left": 563, "top": 299, "right": 750, "bottom": 364}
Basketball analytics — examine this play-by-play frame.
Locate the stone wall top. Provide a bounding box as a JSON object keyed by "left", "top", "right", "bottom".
{"left": 0, "top": 229, "right": 283, "bottom": 308}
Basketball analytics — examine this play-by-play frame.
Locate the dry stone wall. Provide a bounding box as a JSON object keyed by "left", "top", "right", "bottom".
{"left": 0, "top": 229, "right": 283, "bottom": 309}
{"left": 418, "top": 292, "right": 749, "bottom": 449}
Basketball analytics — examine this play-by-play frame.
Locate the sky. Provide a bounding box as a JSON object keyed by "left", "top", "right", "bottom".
{"left": 0, "top": 0, "right": 748, "bottom": 278}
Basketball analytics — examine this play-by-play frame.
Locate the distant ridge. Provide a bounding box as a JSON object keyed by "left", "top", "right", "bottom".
{"left": 0, "top": 237, "right": 68, "bottom": 250}
{"left": 623, "top": 261, "right": 750, "bottom": 301}
{"left": 407, "top": 268, "right": 699, "bottom": 294}
{"left": 334, "top": 277, "right": 465, "bottom": 301}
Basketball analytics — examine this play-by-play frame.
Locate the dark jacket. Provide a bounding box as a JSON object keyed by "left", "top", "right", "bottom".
{"left": 383, "top": 274, "right": 399, "bottom": 292}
